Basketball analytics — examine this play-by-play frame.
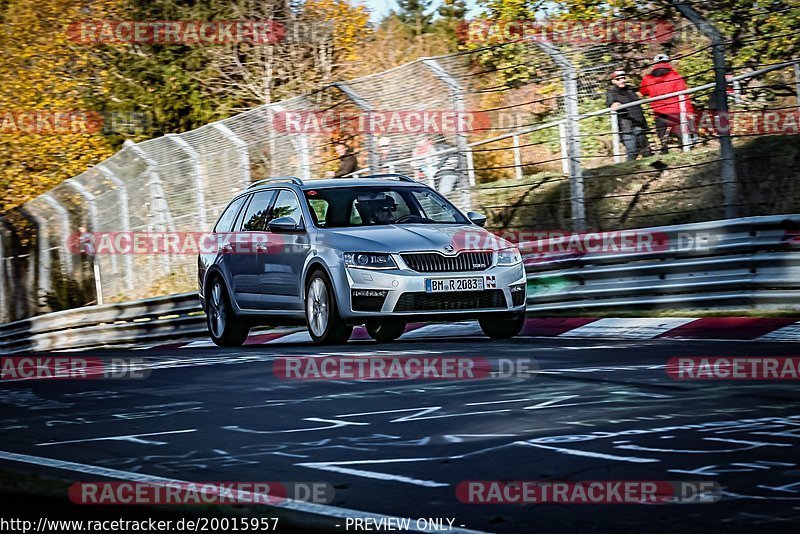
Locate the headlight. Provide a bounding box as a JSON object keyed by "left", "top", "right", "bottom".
{"left": 344, "top": 252, "right": 397, "bottom": 270}
{"left": 496, "top": 247, "right": 522, "bottom": 266}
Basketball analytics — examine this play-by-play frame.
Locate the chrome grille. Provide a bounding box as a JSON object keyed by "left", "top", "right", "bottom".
{"left": 401, "top": 251, "right": 493, "bottom": 273}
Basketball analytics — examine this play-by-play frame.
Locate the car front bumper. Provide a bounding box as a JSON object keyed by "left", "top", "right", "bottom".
{"left": 336, "top": 261, "right": 527, "bottom": 320}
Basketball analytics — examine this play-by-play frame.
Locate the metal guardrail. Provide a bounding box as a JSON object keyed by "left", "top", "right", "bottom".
{"left": 524, "top": 215, "right": 800, "bottom": 312}
{"left": 0, "top": 292, "right": 204, "bottom": 354}
{"left": 1, "top": 216, "right": 798, "bottom": 354}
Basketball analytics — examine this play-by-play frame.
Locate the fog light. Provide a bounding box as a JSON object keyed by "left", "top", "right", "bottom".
{"left": 352, "top": 289, "right": 388, "bottom": 298}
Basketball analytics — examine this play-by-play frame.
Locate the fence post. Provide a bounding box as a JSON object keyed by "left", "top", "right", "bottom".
{"left": 422, "top": 58, "right": 475, "bottom": 210}
{"left": 65, "top": 179, "right": 103, "bottom": 305}
{"left": 535, "top": 41, "right": 585, "bottom": 232}
{"left": 124, "top": 140, "right": 172, "bottom": 273}
{"left": 610, "top": 110, "right": 623, "bottom": 163}
{"left": 672, "top": 0, "right": 738, "bottom": 219}
{"left": 558, "top": 121, "right": 570, "bottom": 175}
{"left": 211, "top": 123, "right": 251, "bottom": 191}
{"left": 0, "top": 218, "right": 7, "bottom": 323}
{"left": 334, "top": 82, "right": 380, "bottom": 172}
{"left": 21, "top": 207, "right": 51, "bottom": 302}
{"left": 268, "top": 104, "right": 311, "bottom": 181}
{"left": 166, "top": 134, "right": 208, "bottom": 230}
{"left": 678, "top": 94, "right": 691, "bottom": 153}
{"left": 795, "top": 63, "right": 800, "bottom": 111}
{"left": 512, "top": 134, "right": 523, "bottom": 180}
{"left": 41, "top": 194, "right": 72, "bottom": 275}
{"left": 97, "top": 164, "right": 134, "bottom": 292}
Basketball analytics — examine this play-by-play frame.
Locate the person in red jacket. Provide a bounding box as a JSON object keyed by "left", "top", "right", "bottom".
{"left": 640, "top": 54, "right": 695, "bottom": 153}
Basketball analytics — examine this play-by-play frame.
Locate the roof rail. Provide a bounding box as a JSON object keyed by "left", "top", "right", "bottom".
{"left": 348, "top": 173, "right": 416, "bottom": 183}
{"left": 248, "top": 176, "right": 304, "bottom": 189}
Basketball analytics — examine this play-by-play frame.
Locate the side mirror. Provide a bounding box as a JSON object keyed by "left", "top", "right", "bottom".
{"left": 467, "top": 211, "right": 487, "bottom": 227}
{"left": 268, "top": 216, "right": 304, "bottom": 233}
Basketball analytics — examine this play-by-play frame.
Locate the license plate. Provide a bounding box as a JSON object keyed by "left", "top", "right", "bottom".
{"left": 425, "top": 277, "right": 485, "bottom": 292}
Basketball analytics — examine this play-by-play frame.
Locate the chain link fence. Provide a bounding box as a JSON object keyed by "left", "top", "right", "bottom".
{"left": 1, "top": 4, "right": 799, "bottom": 322}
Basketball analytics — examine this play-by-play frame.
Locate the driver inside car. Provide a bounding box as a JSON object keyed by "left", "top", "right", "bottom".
{"left": 356, "top": 196, "right": 398, "bottom": 225}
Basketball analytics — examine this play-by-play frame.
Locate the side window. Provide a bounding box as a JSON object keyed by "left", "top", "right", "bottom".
{"left": 308, "top": 199, "right": 329, "bottom": 226}
{"left": 214, "top": 196, "right": 246, "bottom": 232}
{"left": 272, "top": 190, "right": 302, "bottom": 223}
{"left": 240, "top": 190, "right": 277, "bottom": 231}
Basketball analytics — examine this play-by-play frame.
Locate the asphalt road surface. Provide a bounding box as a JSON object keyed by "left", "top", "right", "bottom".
{"left": 1, "top": 333, "right": 799, "bottom": 533}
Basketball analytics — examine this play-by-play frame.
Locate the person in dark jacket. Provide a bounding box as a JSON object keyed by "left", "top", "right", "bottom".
{"left": 640, "top": 54, "right": 695, "bottom": 153}
{"left": 606, "top": 70, "right": 652, "bottom": 161}
{"left": 328, "top": 141, "right": 358, "bottom": 178}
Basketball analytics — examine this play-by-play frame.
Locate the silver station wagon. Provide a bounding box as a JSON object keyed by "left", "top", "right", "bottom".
{"left": 198, "top": 175, "right": 527, "bottom": 346}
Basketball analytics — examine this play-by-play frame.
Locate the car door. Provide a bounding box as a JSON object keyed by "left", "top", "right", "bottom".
{"left": 202, "top": 194, "right": 247, "bottom": 298}
{"left": 260, "top": 189, "right": 309, "bottom": 311}
{"left": 231, "top": 189, "right": 276, "bottom": 310}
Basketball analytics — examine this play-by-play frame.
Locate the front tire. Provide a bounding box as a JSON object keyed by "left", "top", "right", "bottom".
{"left": 479, "top": 312, "right": 525, "bottom": 340}
{"left": 206, "top": 278, "right": 249, "bottom": 347}
{"left": 366, "top": 319, "right": 406, "bottom": 343}
{"left": 305, "top": 271, "right": 352, "bottom": 345}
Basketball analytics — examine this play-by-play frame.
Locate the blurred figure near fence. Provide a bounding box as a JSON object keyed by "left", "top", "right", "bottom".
{"left": 325, "top": 141, "right": 358, "bottom": 178}
{"left": 410, "top": 135, "right": 460, "bottom": 193}
{"left": 640, "top": 54, "right": 695, "bottom": 154}
{"left": 377, "top": 136, "right": 399, "bottom": 170}
{"left": 606, "top": 70, "right": 652, "bottom": 161}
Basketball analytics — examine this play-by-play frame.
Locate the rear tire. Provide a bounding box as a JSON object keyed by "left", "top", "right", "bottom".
{"left": 366, "top": 319, "right": 406, "bottom": 343}
{"left": 206, "top": 277, "right": 249, "bottom": 347}
{"left": 305, "top": 270, "right": 352, "bottom": 345}
{"left": 479, "top": 312, "right": 525, "bottom": 340}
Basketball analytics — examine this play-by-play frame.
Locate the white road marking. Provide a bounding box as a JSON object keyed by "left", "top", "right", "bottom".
{"left": 36, "top": 429, "right": 196, "bottom": 447}
{"left": 0, "top": 450, "right": 486, "bottom": 533}
{"left": 560, "top": 317, "right": 697, "bottom": 339}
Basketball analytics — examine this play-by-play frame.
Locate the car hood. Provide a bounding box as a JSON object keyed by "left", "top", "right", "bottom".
{"left": 315, "top": 224, "right": 513, "bottom": 254}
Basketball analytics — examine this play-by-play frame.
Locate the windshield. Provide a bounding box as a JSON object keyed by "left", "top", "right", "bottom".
{"left": 303, "top": 186, "right": 468, "bottom": 228}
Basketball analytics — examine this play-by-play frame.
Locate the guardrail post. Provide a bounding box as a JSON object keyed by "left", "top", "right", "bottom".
{"left": 97, "top": 164, "right": 134, "bottom": 292}
{"left": 534, "top": 41, "right": 585, "bottom": 232}
{"left": 672, "top": 0, "right": 738, "bottom": 219}
{"left": 421, "top": 58, "right": 475, "bottom": 210}
{"left": 610, "top": 110, "right": 623, "bottom": 163}
{"left": 41, "top": 194, "right": 72, "bottom": 275}
{"left": 334, "top": 82, "right": 380, "bottom": 172}
{"left": 678, "top": 95, "right": 691, "bottom": 153}
{"left": 65, "top": 179, "right": 103, "bottom": 305}
{"left": 512, "top": 134, "right": 523, "bottom": 180}
{"left": 212, "top": 123, "right": 251, "bottom": 191}
{"left": 124, "top": 140, "right": 172, "bottom": 273}
{"left": 165, "top": 134, "right": 208, "bottom": 230}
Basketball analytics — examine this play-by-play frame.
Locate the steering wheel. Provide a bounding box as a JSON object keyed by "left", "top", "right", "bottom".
{"left": 394, "top": 214, "right": 431, "bottom": 224}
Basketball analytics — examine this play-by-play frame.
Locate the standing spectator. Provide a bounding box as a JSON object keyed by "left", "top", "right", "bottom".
{"left": 640, "top": 54, "right": 695, "bottom": 153}
{"left": 325, "top": 141, "right": 358, "bottom": 178}
{"left": 605, "top": 70, "right": 652, "bottom": 161}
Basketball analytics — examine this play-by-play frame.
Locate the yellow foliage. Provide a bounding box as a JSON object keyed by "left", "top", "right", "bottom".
{"left": 0, "top": 0, "right": 120, "bottom": 213}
